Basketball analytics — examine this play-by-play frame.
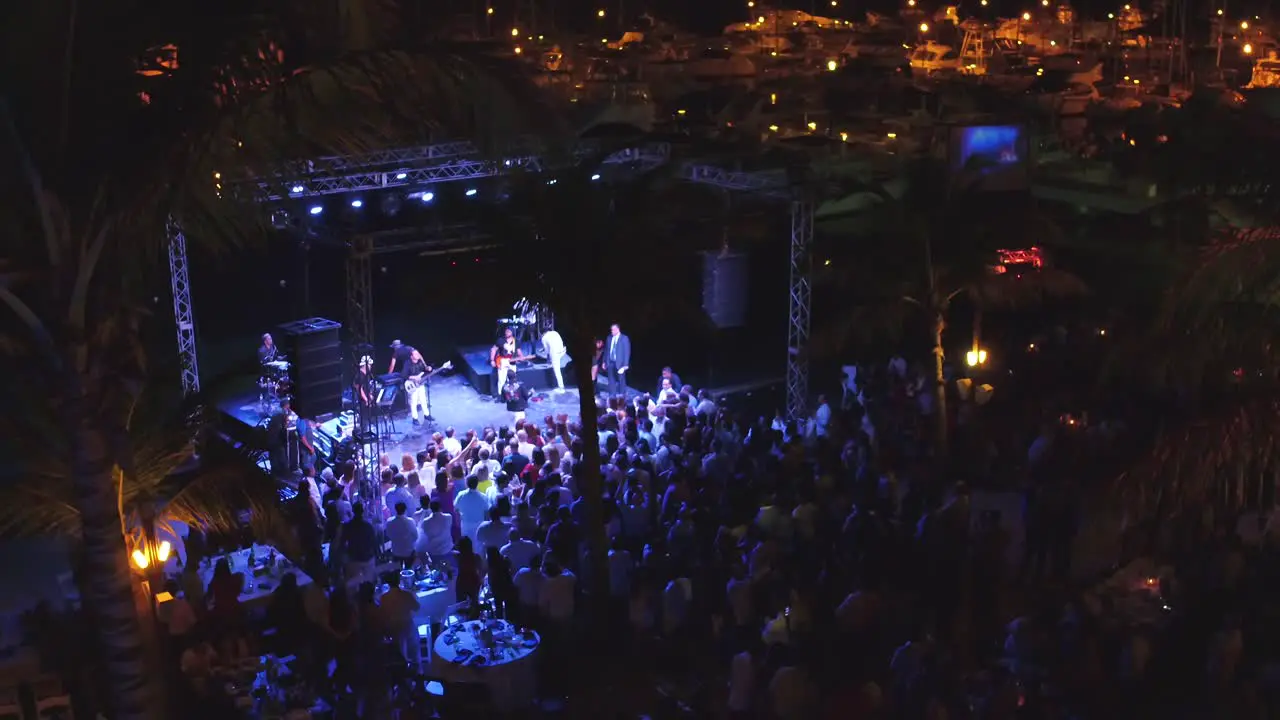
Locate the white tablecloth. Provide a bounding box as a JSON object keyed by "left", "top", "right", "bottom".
{"left": 161, "top": 545, "right": 312, "bottom": 614}
{"left": 431, "top": 620, "right": 539, "bottom": 711}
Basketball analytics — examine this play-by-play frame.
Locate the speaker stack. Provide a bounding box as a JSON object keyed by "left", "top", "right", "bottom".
{"left": 702, "top": 251, "right": 749, "bottom": 329}
{"left": 277, "top": 318, "right": 343, "bottom": 417}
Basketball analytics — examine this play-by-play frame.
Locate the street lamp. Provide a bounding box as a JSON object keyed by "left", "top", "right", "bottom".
{"left": 919, "top": 22, "right": 930, "bottom": 32}
{"left": 598, "top": 9, "right": 606, "bottom": 17}
{"left": 131, "top": 539, "right": 172, "bottom": 571}
{"left": 1022, "top": 11, "right": 1031, "bottom": 20}
{"left": 1241, "top": 20, "right": 1249, "bottom": 29}
{"left": 966, "top": 349, "right": 989, "bottom": 367}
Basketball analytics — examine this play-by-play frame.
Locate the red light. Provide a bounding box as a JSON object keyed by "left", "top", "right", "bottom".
{"left": 474, "top": 257, "right": 480, "bottom": 262}
{"left": 996, "top": 246, "right": 1044, "bottom": 269}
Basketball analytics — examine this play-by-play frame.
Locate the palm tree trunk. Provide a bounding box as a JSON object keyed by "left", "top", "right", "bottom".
{"left": 932, "top": 311, "right": 949, "bottom": 462}
{"left": 568, "top": 331, "right": 609, "bottom": 616}
{"left": 67, "top": 397, "right": 154, "bottom": 719}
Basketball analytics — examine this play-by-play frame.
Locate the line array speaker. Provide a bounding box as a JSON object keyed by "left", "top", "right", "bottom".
{"left": 278, "top": 318, "right": 344, "bottom": 417}
{"left": 702, "top": 251, "right": 748, "bottom": 329}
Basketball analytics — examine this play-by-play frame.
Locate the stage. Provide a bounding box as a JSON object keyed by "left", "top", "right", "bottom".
{"left": 212, "top": 368, "right": 637, "bottom": 473}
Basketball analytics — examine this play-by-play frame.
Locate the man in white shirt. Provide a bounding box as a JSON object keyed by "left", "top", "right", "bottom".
{"left": 693, "top": 390, "right": 717, "bottom": 418}
{"left": 386, "top": 501, "right": 419, "bottom": 567}
{"left": 453, "top": 475, "right": 490, "bottom": 546}
{"left": 813, "top": 394, "right": 831, "bottom": 438}
{"left": 385, "top": 475, "right": 415, "bottom": 521}
{"left": 514, "top": 558, "right": 546, "bottom": 622}
{"left": 440, "top": 427, "right": 463, "bottom": 457}
{"left": 500, "top": 528, "right": 541, "bottom": 570}
{"left": 420, "top": 501, "right": 454, "bottom": 558}
{"left": 515, "top": 430, "right": 536, "bottom": 460}
{"left": 300, "top": 468, "right": 325, "bottom": 521}
{"left": 475, "top": 509, "right": 511, "bottom": 557}
{"left": 541, "top": 328, "right": 567, "bottom": 392}
{"left": 538, "top": 558, "right": 576, "bottom": 625}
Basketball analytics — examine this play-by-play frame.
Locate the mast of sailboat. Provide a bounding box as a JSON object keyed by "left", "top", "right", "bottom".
{"left": 1216, "top": 0, "right": 1227, "bottom": 68}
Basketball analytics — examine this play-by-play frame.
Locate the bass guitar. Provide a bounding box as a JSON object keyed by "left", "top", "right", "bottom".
{"left": 404, "top": 361, "right": 453, "bottom": 393}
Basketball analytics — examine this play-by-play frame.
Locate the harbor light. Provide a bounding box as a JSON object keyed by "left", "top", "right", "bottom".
{"left": 966, "top": 349, "right": 989, "bottom": 367}
{"left": 919, "top": 22, "right": 929, "bottom": 32}
{"left": 758, "top": 15, "right": 765, "bottom": 23}
{"left": 827, "top": 59, "right": 838, "bottom": 71}
{"left": 1244, "top": 43, "right": 1254, "bottom": 54}
{"left": 487, "top": 6, "right": 494, "bottom": 14}
{"left": 1022, "top": 12, "right": 1032, "bottom": 20}
{"left": 598, "top": 9, "right": 606, "bottom": 17}
{"left": 908, "top": 0, "right": 916, "bottom": 6}
{"left": 1241, "top": 20, "right": 1249, "bottom": 29}
{"left": 511, "top": 27, "right": 519, "bottom": 36}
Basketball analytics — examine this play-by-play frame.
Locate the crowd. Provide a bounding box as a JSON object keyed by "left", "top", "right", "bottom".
{"left": 156, "top": 358, "right": 1280, "bottom": 719}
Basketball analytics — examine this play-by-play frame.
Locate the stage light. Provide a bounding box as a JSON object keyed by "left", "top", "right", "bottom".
{"left": 290, "top": 184, "right": 304, "bottom": 194}
{"left": 270, "top": 209, "right": 291, "bottom": 229}
{"left": 547, "top": 179, "right": 558, "bottom": 185}
{"left": 308, "top": 205, "right": 323, "bottom": 215}
{"left": 350, "top": 199, "right": 363, "bottom": 208}
{"left": 395, "top": 172, "right": 408, "bottom": 180}
{"left": 591, "top": 174, "right": 601, "bottom": 181}
{"left": 422, "top": 191, "right": 435, "bottom": 202}
{"left": 465, "top": 188, "right": 478, "bottom": 197}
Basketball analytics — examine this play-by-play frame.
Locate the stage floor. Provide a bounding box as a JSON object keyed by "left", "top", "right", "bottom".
{"left": 213, "top": 372, "right": 632, "bottom": 466}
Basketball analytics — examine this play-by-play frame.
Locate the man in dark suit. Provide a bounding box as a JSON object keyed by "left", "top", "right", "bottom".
{"left": 655, "top": 366, "right": 682, "bottom": 398}
{"left": 604, "top": 323, "right": 631, "bottom": 398}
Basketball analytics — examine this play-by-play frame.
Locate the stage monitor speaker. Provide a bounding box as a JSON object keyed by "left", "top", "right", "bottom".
{"left": 702, "top": 251, "right": 748, "bottom": 329}
{"left": 278, "top": 318, "right": 343, "bottom": 417}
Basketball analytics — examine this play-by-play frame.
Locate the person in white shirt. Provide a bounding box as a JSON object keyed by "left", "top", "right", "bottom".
{"left": 385, "top": 475, "right": 415, "bottom": 522}
{"left": 386, "top": 501, "right": 419, "bottom": 566}
{"left": 693, "top": 389, "right": 717, "bottom": 418}
{"left": 538, "top": 557, "right": 576, "bottom": 625}
{"left": 513, "top": 557, "right": 546, "bottom": 622}
{"left": 812, "top": 394, "right": 831, "bottom": 438}
{"left": 300, "top": 468, "right": 325, "bottom": 520}
{"left": 541, "top": 328, "right": 567, "bottom": 392}
{"left": 420, "top": 501, "right": 454, "bottom": 558}
{"left": 515, "top": 429, "right": 536, "bottom": 460}
{"left": 500, "top": 528, "right": 542, "bottom": 571}
{"left": 475, "top": 508, "right": 511, "bottom": 557}
{"left": 441, "top": 427, "right": 463, "bottom": 457}
{"left": 453, "top": 475, "right": 491, "bottom": 547}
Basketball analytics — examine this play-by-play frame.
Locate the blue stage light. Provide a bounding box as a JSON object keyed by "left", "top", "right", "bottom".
{"left": 591, "top": 174, "right": 601, "bottom": 181}
{"left": 308, "top": 205, "right": 323, "bottom": 215}
{"left": 465, "top": 188, "right": 478, "bottom": 197}
{"left": 420, "top": 191, "right": 435, "bottom": 203}
{"left": 350, "top": 199, "right": 363, "bottom": 208}
{"left": 290, "top": 185, "right": 304, "bottom": 194}
{"left": 395, "top": 172, "right": 408, "bottom": 180}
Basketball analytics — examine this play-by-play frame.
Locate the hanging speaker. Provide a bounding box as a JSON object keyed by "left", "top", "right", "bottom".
{"left": 277, "top": 317, "right": 344, "bottom": 417}
{"left": 702, "top": 251, "right": 748, "bottom": 329}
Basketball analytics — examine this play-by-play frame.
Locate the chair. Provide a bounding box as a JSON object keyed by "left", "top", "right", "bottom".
{"left": 443, "top": 601, "right": 470, "bottom": 627}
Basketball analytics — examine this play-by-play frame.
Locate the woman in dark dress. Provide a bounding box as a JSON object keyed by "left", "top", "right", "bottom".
{"left": 485, "top": 547, "right": 517, "bottom": 619}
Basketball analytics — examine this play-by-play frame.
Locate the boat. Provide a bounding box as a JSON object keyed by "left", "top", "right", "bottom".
{"left": 1247, "top": 51, "right": 1280, "bottom": 89}
{"left": 1024, "top": 62, "right": 1102, "bottom": 116}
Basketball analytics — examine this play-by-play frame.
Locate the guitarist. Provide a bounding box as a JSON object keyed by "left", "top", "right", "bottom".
{"left": 488, "top": 327, "right": 527, "bottom": 401}
{"left": 403, "top": 347, "right": 434, "bottom": 426}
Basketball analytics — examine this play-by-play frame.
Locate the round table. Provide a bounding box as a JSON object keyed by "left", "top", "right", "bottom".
{"left": 431, "top": 619, "right": 539, "bottom": 711}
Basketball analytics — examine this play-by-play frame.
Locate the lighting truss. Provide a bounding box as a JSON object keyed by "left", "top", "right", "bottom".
{"left": 240, "top": 141, "right": 672, "bottom": 200}
{"left": 681, "top": 164, "right": 791, "bottom": 196}
{"left": 786, "top": 200, "right": 814, "bottom": 424}
{"left": 167, "top": 219, "right": 200, "bottom": 396}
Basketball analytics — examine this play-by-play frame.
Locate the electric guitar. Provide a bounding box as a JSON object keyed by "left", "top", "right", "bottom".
{"left": 491, "top": 351, "right": 530, "bottom": 376}
{"left": 404, "top": 361, "right": 452, "bottom": 393}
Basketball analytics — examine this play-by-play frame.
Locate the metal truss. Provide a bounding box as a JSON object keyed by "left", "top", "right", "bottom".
{"left": 681, "top": 164, "right": 790, "bottom": 196}
{"left": 786, "top": 200, "right": 814, "bottom": 423}
{"left": 346, "top": 235, "right": 374, "bottom": 352}
{"left": 241, "top": 141, "right": 671, "bottom": 200}
{"left": 167, "top": 219, "right": 201, "bottom": 396}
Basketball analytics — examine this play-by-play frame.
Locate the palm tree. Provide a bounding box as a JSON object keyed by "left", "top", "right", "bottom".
{"left": 815, "top": 160, "right": 1085, "bottom": 459}
{"left": 1, "top": 2, "right": 554, "bottom": 716}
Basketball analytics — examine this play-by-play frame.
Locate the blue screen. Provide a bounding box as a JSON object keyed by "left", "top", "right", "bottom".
{"left": 957, "top": 125, "right": 1023, "bottom": 172}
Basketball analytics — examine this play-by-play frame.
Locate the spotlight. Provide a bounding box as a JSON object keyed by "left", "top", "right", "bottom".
{"left": 395, "top": 172, "right": 408, "bottom": 180}
{"left": 270, "top": 209, "right": 291, "bottom": 229}
{"left": 309, "top": 205, "right": 323, "bottom": 215}
{"left": 350, "top": 199, "right": 363, "bottom": 208}
{"left": 591, "top": 174, "right": 601, "bottom": 181}
{"left": 465, "top": 188, "right": 478, "bottom": 197}
{"left": 547, "top": 179, "right": 558, "bottom": 185}
{"left": 420, "top": 191, "right": 435, "bottom": 203}
{"left": 290, "top": 184, "right": 304, "bottom": 194}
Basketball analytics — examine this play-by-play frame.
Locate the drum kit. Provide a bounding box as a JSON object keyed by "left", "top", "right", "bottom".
{"left": 258, "top": 359, "right": 293, "bottom": 414}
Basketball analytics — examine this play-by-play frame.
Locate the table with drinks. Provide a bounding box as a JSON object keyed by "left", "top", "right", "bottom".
{"left": 159, "top": 544, "right": 311, "bottom": 616}
{"left": 432, "top": 618, "right": 540, "bottom": 711}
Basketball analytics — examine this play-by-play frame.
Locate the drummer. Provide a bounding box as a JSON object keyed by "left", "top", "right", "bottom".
{"left": 258, "top": 333, "right": 280, "bottom": 366}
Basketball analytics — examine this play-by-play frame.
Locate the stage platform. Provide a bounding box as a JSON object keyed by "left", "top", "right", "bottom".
{"left": 213, "top": 370, "right": 625, "bottom": 475}
{"left": 451, "top": 344, "right": 571, "bottom": 397}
